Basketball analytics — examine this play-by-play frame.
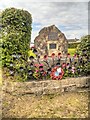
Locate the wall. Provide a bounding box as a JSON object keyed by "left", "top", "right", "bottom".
{"left": 3, "top": 76, "right": 90, "bottom": 96}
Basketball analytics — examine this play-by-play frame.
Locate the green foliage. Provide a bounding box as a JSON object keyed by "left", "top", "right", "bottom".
{"left": 1, "top": 8, "right": 32, "bottom": 81}
{"left": 68, "top": 43, "right": 80, "bottom": 48}
{"left": 28, "top": 50, "right": 36, "bottom": 58}
{"left": 76, "top": 35, "right": 90, "bottom": 56}
{"left": 76, "top": 35, "right": 90, "bottom": 75}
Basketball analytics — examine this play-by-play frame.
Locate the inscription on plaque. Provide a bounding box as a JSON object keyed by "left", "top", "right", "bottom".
{"left": 48, "top": 32, "right": 58, "bottom": 40}
{"left": 49, "top": 43, "right": 56, "bottom": 49}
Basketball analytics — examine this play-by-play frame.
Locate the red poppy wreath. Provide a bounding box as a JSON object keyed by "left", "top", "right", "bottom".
{"left": 50, "top": 66, "right": 64, "bottom": 80}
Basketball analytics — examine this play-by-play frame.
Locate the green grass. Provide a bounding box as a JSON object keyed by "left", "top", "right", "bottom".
{"left": 68, "top": 48, "right": 76, "bottom": 56}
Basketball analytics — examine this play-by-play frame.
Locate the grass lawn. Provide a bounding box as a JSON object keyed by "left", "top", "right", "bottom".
{"left": 68, "top": 48, "right": 76, "bottom": 56}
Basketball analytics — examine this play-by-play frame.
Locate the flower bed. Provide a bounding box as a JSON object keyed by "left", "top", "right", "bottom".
{"left": 5, "top": 46, "right": 90, "bottom": 81}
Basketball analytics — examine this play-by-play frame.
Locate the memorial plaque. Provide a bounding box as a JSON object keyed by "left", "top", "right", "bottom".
{"left": 48, "top": 32, "right": 58, "bottom": 40}
{"left": 49, "top": 43, "right": 56, "bottom": 49}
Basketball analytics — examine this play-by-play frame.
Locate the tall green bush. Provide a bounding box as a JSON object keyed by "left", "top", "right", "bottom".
{"left": 76, "top": 35, "right": 90, "bottom": 56}
{"left": 1, "top": 8, "right": 32, "bottom": 81}
{"left": 76, "top": 35, "right": 90, "bottom": 75}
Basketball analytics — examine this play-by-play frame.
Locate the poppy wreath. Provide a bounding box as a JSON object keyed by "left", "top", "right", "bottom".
{"left": 50, "top": 66, "right": 64, "bottom": 80}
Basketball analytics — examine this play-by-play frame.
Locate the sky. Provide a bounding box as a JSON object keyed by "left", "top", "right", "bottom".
{"left": 0, "top": 0, "right": 89, "bottom": 43}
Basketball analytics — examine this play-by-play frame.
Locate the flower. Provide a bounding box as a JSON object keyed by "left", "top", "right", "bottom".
{"left": 50, "top": 66, "right": 64, "bottom": 80}
{"left": 34, "top": 64, "right": 39, "bottom": 67}
{"left": 66, "top": 63, "right": 70, "bottom": 69}
{"left": 67, "top": 53, "right": 70, "bottom": 58}
{"left": 44, "top": 55, "right": 48, "bottom": 60}
{"left": 71, "top": 66, "right": 76, "bottom": 74}
{"left": 31, "top": 46, "right": 35, "bottom": 50}
{"left": 39, "top": 68, "right": 43, "bottom": 71}
{"left": 36, "top": 70, "right": 39, "bottom": 73}
{"left": 73, "top": 54, "right": 77, "bottom": 58}
{"left": 39, "top": 64, "right": 43, "bottom": 67}
{"left": 51, "top": 53, "right": 55, "bottom": 59}
{"left": 40, "top": 70, "right": 46, "bottom": 76}
{"left": 62, "top": 63, "right": 66, "bottom": 68}
{"left": 39, "top": 64, "right": 43, "bottom": 71}
{"left": 58, "top": 53, "right": 61, "bottom": 59}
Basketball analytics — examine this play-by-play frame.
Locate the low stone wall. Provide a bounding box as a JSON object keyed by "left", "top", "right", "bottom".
{"left": 3, "top": 76, "right": 90, "bottom": 96}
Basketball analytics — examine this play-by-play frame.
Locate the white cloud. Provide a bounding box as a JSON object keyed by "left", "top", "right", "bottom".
{"left": 0, "top": 0, "right": 88, "bottom": 42}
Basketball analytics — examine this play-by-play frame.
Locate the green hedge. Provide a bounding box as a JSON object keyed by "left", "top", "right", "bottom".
{"left": 68, "top": 43, "right": 80, "bottom": 48}
{"left": 1, "top": 8, "right": 32, "bottom": 81}
{"left": 76, "top": 35, "right": 90, "bottom": 75}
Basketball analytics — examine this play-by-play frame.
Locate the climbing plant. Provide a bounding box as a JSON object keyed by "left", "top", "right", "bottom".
{"left": 1, "top": 8, "right": 32, "bottom": 81}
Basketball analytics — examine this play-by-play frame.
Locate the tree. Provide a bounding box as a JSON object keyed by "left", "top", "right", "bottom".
{"left": 77, "top": 35, "right": 90, "bottom": 56}
{"left": 1, "top": 8, "right": 32, "bottom": 81}
{"left": 76, "top": 35, "right": 90, "bottom": 75}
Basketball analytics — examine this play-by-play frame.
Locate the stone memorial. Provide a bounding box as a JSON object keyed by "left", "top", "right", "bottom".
{"left": 34, "top": 25, "right": 68, "bottom": 58}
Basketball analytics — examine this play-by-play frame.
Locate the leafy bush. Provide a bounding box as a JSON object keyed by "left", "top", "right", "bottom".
{"left": 76, "top": 35, "right": 90, "bottom": 75}
{"left": 28, "top": 50, "right": 36, "bottom": 58}
{"left": 68, "top": 43, "right": 80, "bottom": 48}
{"left": 1, "top": 8, "right": 32, "bottom": 81}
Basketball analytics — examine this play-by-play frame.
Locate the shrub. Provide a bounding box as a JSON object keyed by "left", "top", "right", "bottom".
{"left": 76, "top": 35, "right": 90, "bottom": 75}
{"left": 1, "top": 8, "right": 32, "bottom": 81}
{"left": 68, "top": 43, "right": 80, "bottom": 48}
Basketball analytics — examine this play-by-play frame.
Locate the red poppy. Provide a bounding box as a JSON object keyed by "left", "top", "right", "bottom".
{"left": 73, "top": 53, "right": 77, "bottom": 58}
{"left": 62, "top": 63, "right": 66, "bottom": 68}
{"left": 42, "top": 71, "right": 47, "bottom": 76}
{"left": 34, "top": 64, "right": 39, "bottom": 67}
{"left": 50, "top": 66, "right": 64, "bottom": 80}
{"left": 67, "top": 53, "right": 70, "bottom": 58}
{"left": 31, "top": 46, "right": 35, "bottom": 48}
{"left": 58, "top": 53, "right": 61, "bottom": 58}
{"left": 44, "top": 55, "right": 48, "bottom": 60}
{"left": 51, "top": 53, "right": 55, "bottom": 59}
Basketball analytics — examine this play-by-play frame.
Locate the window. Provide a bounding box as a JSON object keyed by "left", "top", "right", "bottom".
{"left": 49, "top": 44, "right": 56, "bottom": 49}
